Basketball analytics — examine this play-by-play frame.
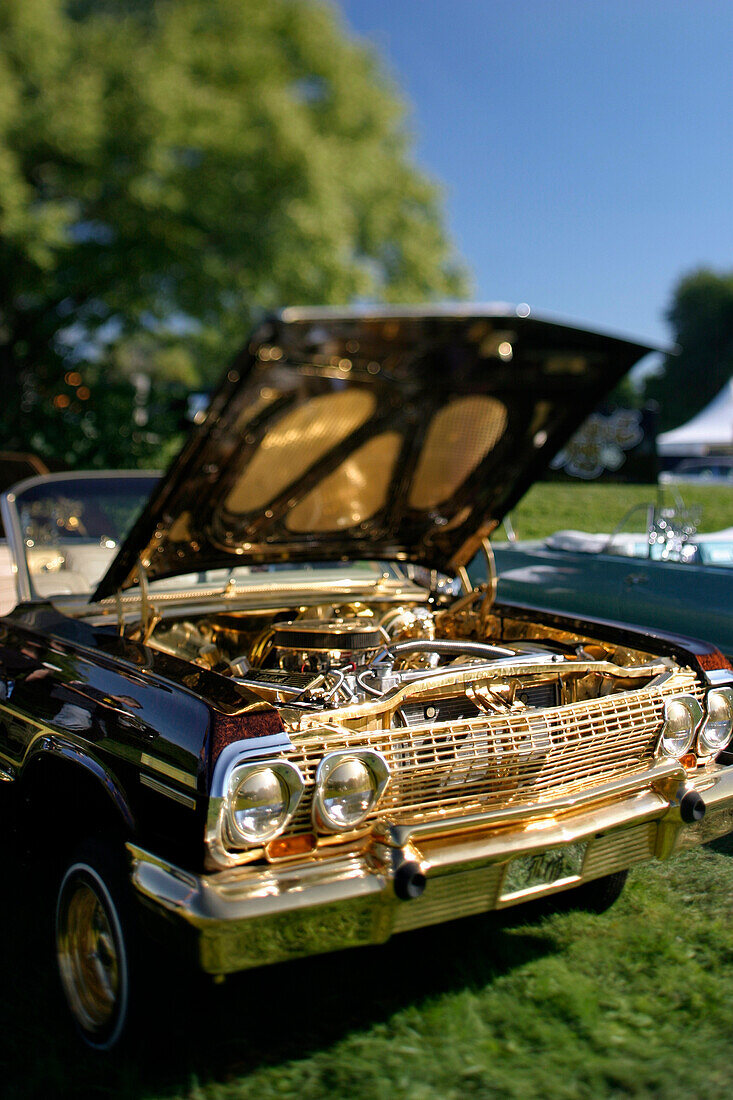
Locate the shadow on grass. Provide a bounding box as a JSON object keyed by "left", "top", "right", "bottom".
{"left": 707, "top": 830, "right": 733, "bottom": 857}
{"left": 0, "top": 854, "right": 558, "bottom": 1100}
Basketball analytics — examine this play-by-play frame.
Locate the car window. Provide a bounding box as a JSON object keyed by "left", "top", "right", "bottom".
{"left": 13, "top": 476, "right": 159, "bottom": 595}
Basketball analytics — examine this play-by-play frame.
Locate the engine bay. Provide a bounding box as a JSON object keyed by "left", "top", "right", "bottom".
{"left": 146, "top": 592, "right": 680, "bottom": 729}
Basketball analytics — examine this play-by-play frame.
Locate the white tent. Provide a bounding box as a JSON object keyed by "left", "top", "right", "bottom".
{"left": 657, "top": 377, "right": 733, "bottom": 457}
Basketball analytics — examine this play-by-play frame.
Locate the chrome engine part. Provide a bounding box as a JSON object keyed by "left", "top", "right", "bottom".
{"left": 231, "top": 610, "right": 571, "bottom": 710}
{"left": 262, "top": 618, "right": 388, "bottom": 673}
{"left": 148, "top": 602, "right": 670, "bottom": 717}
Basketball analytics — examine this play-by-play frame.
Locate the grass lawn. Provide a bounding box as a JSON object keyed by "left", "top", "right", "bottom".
{"left": 507, "top": 482, "right": 733, "bottom": 540}
{"left": 5, "top": 836, "right": 733, "bottom": 1099}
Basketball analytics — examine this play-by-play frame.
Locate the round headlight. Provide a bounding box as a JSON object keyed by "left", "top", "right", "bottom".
{"left": 659, "top": 694, "right": 703, "bottom": 758}
{"left": 699, "top": 688, "right": 733, "bottom": 754}
{"left": 228, "top": 761, "right": 303, "bottom": 845}
{"left": 314, "top": 750, "right": 390, "bottom": 832}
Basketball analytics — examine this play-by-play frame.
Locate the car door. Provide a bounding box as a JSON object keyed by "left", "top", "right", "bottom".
{"left": 494, "top": 544, "right": 628, "bottom": 622}
{"left": 618, "top": 558, "right": 733, "bottom": 657}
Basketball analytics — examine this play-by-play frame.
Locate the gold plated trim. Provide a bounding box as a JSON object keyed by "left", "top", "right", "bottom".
{"left": 127, "top": 760, "right": 733, "bottom": 975}
{"left": 293, "top": 658, "right": 672, "bottom": 728}
{"left": 0, "top": 700, "right": 50, "bottom": 732}
{"left": 140, "top": 754, "right": 197, "bottom": 790}
{"left": 373, "top": 760, "right": 685, "bottom": 848}
{"left": 282, "top": 669, "right": 702, "bottom": 838}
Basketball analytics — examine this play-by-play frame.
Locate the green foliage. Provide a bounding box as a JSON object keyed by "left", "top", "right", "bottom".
{"left": 607, "top": 374, "right": 644, "bottom": 409}
{"left": 645, "top": 268, "right": 733, "bottom": 431}
{"left": 0, "top": 0, "right": 468, "bottom": 468}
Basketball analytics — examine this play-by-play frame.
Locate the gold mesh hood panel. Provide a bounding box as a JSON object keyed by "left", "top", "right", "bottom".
{"left": 287, "top": 432, "right": 403, "bottom": 532}
{"left": 409, "top": 397, "right": 508, "bottom": 510}
{"left": 225, "top": 390, "right": 376, "bottom": 514}
{"left": 94, "top": 308, "right": 654, "bottom": 597}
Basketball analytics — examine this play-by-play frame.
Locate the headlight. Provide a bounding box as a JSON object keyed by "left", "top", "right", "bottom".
{"left": 699, "top": 687, "right": 733, "bottom": 754}
{"left": 658, "top": 694, "right": 703, "bottom": 758}
{"left": 313, "top": 750, "right": 390, "bottom": 832}
{"left": 227, "top": 761, "right": 304, "bottom": 846}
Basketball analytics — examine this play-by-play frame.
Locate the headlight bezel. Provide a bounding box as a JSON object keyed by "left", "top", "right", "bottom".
{"left": 226, "top": 759, "right": 304, "bottom": 847}
{"left": 658, "top": 693, "right": 704, "bottom": 759}
{"left": 312, "top": 748, "right": 390, "bottom": 833}
{"left": 698, "top": 687, "right": 733, "bottom": 755}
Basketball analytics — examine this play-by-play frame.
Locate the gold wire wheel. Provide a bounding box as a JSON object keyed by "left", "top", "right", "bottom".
{"left": 56, "top": 870, "right": 122, "bottom": 1039}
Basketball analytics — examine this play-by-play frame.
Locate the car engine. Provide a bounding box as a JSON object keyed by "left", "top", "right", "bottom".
{"left": 149, "top": 595, "right": 678, "bottom": 725}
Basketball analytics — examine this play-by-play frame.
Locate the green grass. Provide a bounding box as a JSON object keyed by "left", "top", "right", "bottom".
{"left": 506, "top": 482, "right": 733, "bottom": 541}
{"left": 5, "top": 837, "right": 733, "bottom": 1099}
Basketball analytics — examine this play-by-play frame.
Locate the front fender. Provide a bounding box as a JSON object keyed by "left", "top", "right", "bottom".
{"left": 20, "top": 735, "right": 135, "bottom": 832}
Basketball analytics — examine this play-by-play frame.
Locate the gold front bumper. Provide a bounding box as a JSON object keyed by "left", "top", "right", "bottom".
{"left": 128, "top": 760, "right": 733, "bottom": 976}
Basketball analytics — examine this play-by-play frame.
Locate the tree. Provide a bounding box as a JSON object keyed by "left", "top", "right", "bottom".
{"left": 644, "top": 269, "right": 733, "bottom": 431}
{"left": 0, "top": 0, "right": 468, "bottom": 467}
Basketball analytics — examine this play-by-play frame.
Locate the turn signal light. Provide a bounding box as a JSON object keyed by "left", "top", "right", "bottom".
{"left": 266, "top": 833, "right": 317, "bottom": 860}
{"left": 679, "top": 753, "right": 697, "bottom": 769}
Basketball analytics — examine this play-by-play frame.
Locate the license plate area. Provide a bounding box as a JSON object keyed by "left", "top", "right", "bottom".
{"left": 500, "top": 841, "right": 587, "bottom": 901}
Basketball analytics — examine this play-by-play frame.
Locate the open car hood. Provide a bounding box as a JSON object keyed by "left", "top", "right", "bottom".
{"left": 94, "top": 305, "right": 654, "bottom": 600}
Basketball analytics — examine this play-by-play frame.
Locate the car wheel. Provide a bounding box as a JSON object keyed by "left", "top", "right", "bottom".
{"left": 564, "top": 869, "right": 628, "bottom": 914}
{"left": 55, "top": 841, "right": 133, "bottom": 1051}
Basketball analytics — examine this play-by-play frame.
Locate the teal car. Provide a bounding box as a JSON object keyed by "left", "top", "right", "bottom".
{"left": 474, "top": 503, "right": 733, "bottom": 660}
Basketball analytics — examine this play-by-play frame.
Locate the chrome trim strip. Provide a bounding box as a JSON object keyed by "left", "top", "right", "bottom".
{"left": 211, "top": 734, "right": 295, "bottom": 795}
{"left": 0, "top": 491, "right": 31, "bottom": 603}
{"left": 705, "top": 669, "right": 733, "bottom": 687}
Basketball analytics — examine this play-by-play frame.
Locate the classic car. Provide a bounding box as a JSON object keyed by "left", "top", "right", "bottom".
{"left": 474, "top": 500, "right": 733, "bottom": 660}
{"left": 2, "top": 305, "right": 733, "bottom": 1052}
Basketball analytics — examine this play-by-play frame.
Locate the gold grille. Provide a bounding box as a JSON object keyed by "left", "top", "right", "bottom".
{"left": 285, "top": 670, "right": 703, "bottom": 834}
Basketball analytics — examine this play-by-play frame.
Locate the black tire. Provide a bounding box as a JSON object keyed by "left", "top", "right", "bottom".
{"left": 54, "top": 839, "right": 135, "bottom": 1051}
{"left": 563, "top": 869, "right": 628, "bottom": 914}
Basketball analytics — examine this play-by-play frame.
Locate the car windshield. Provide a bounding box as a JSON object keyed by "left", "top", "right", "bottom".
{"left": 10, "top": 474, "right": 159, "bottom": 598}
{"left": 8, "top": 474, "right": 412, "bottom": 600}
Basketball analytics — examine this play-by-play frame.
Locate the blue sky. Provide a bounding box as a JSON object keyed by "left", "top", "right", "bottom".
{"left": 338, "top": 0, "right": 732, "bottom": 352}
